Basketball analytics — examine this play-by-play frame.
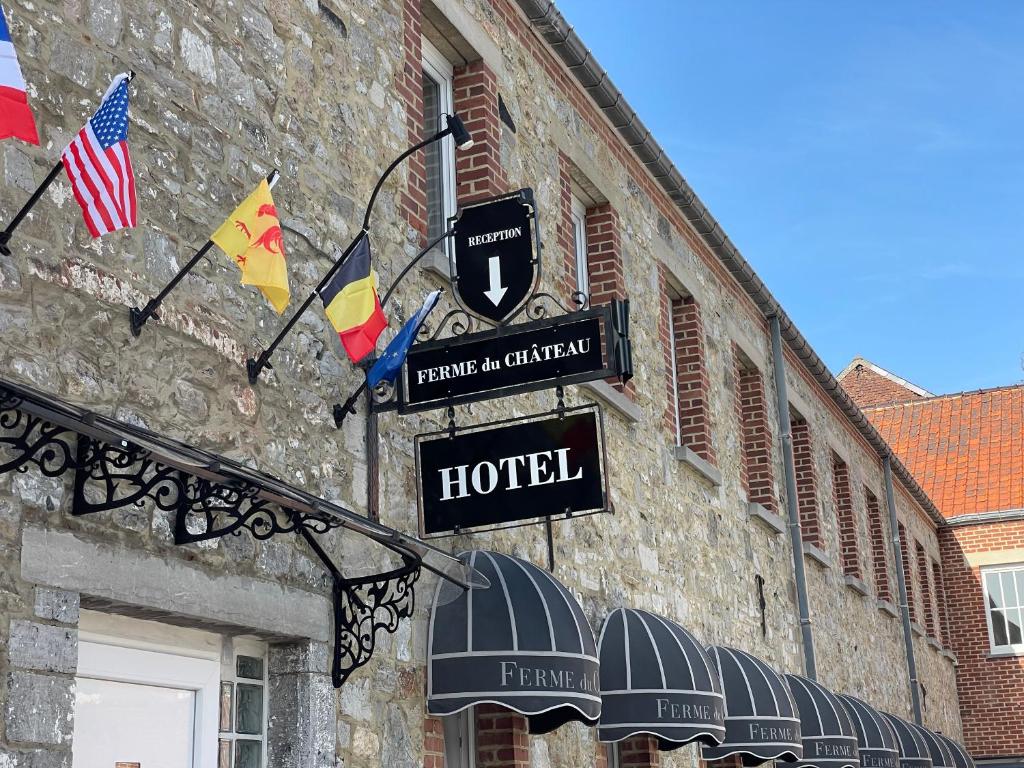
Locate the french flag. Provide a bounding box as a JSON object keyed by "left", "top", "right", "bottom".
{"left": 0, "top": 4, "right": 39, "bottom": 145}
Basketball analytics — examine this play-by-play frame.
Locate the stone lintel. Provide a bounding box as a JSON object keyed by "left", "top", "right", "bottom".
{"left": 843, "top": 574, "right": 870, "bottom": 597}
{"left": 20, "top": 526, "right": 330, "bottom": 642}
{"left": 803, "top": 542, "right": 834, "bottom": 569}
{"left": 876, "top": 599, "right": 899, "bottom": 618}
{"left": 580, "top": 379, "right": 643, "bottom": 423}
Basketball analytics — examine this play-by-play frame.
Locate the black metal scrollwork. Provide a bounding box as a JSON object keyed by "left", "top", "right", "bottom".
{"left": 424, "top": 307, "right": 474, "bottom": 342}
{"left": 72, "top": 436, "right": 184, "bottom": 516}
{"left": 0, "top": 393, "right": 79, "bottom": 477}
{"left": 332, "top": 562, "right": 420, "bottom": 687}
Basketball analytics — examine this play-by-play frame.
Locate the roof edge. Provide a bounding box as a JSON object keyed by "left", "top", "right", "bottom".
{"left": 837, "top": 357, "right": 934, "bottom": 399}
{"left": 514, "top": 0, "right": 946, "bottom": 528}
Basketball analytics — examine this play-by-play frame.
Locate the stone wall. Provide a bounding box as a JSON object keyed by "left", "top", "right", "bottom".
{"left": 0, "top": 0, "right": 961, "bottom": 767}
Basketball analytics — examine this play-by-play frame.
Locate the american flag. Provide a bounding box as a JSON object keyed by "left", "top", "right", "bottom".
{"left": 61, "top": 76, "right": 137, "bottom": 238}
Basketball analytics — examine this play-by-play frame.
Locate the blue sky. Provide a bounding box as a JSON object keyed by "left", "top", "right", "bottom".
{"left": 556, "top": 1, "right": 1024, "bottom": 394}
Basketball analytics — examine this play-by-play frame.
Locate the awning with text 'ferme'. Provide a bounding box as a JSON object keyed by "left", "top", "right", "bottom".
{"left": 427, "top": 550, "right": 600, "bottom": 734}
{"left": 596, "top": 608, "right": 725, "bottom": 749}
{"left": 916, "top": 725, "right": 957, "bottom": 768}
{"left": 881, "top": 713, "right": 934, "bottom": 768}
{"left": 778, "top": 675, "right": 860, "bottom": 768}
{"left": 701, "top": 646, "right": 803, "bottom": 766}
{"left": 837, "top": 694, "right": 901, "bottom": 768}
{"left": 935, "top": 734, "right": 975, "bottom": 768}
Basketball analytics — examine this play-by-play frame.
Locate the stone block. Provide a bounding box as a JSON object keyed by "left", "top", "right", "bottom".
{"left": 0, "top": 748, "right": 71, "bottom": 768}
{"left": 33, "top": 588, "right": 80, "bottom": 624}
{"left": 267, "top": 669, "right": 334, "bottom": 768}
{"left": 8, "top": 621, "right": 78, "bottom": 673}
{"left": 269, "top": 641, "right": 329, "bottom": 676}
{"left": 4, "top": 671, "right": 74, "bottom": 745}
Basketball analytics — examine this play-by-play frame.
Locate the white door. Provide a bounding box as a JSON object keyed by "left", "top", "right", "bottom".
{"left": 73, "top": 616, "right": 220, "bottom": 768}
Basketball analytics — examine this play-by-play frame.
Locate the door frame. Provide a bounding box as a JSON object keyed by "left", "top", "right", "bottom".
{"left": 77, "top": 638, "right": 220, "bottom": 768}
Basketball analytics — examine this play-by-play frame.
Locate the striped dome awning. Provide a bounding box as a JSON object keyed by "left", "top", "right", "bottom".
{"left": 597, "top": 608, "right": 725, "bottom": 749}
{"left": 837, "top": 694, "right": 900, "bottom": 768}
{"left": 916, "top": 727, "right": 956, "bottom": 768}
{"left": 936, "top": 734, "right": 975, "bottom": 768}
{"left": 881, "top": 713, "right": 934, "bottom": 768}
{"left": 701, "top": 647, "right": 803, "bottom": 766}
{"left": 779, "top": 676, "right": 860, "bottom": 768}
{"left": 427, "top": 550, "right": 600, "bottom": 734}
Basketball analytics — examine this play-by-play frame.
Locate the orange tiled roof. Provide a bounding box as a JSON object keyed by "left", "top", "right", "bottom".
{"left": 863, "top": 385, "right": 1024, "bottom": 518}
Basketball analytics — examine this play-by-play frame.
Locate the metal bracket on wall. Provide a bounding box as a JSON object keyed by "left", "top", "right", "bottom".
{"left": 0, "top": 378, "right": 465, "bottom": 688}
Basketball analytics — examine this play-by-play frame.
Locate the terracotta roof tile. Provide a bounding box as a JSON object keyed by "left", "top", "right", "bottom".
{"left": 863, "top": 385, "right": 1024, "bottom": 518}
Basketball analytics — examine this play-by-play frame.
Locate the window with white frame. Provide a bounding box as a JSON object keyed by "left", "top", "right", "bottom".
{"left": 443, "top": 710, "right": 475, "bottom": 768}
{"left": 983, "top": 563, "right": 1024, "bottom": 653}
{"left": 570, "top": 194, "right": 589, "bottom": 298}
{"left": 219, "top": 638, "right": 270, "bottom": 768}
{"left": 422, "top": 38, "right": 457, "bottom": 244}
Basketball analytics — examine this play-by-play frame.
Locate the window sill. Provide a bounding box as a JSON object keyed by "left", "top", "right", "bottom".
{"left": 843, "top": 575, "right": 870, "bottom": 597}
{"left": 985, "top": 648, "right": 1024, "bottom": 659}
{"left": 911, "top": 622, "right": 925, "bottom": 638}
{"left": 877, "top": 599, "right": 899, "bottom": 618}
{"left": 748, "top": 502, "right": 786, "bottom": 535}
{"left": 420, "top": 245, "right": 451, "bottom": 281}
{"left": 803, "top": 543, "right": 834, "bottom": 569}
{"left": 579, "top": 380, "right": 642, "bottom": 423}
{"left": 927, "top": 637, "right": 942, "bottom": 651}
{"left": 672, "top": 446, "right": 722, "bottom": 487}
{"left": 941, "top": 648, "right": 958, "bottom": 664}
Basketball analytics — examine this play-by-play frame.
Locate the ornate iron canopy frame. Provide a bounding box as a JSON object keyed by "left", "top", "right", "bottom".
{"left": 0, "top": 376, "right": 478, "bottom": 687}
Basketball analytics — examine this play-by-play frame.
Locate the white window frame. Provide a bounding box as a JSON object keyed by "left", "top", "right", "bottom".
{"left": 570, "top": 195, "right": 589, "bottom": 298}
{"left": 605, "top": 742, "right": 621, "bottom": 768}
{"left": 443, "top": 710, "right": 476, "bottom": 768}
{"left": 982, "top": 562, "right": 1024, "bottom": 655}
{"left": 77, "top": 613, "right": 222, "bottom": 768}
{"left": 422, "top": 38, "right": 457, "bottom": 250}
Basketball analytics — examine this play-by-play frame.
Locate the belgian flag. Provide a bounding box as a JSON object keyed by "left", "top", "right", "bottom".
{"left": 318, "top": 236, "right": 387, "bottom": 363}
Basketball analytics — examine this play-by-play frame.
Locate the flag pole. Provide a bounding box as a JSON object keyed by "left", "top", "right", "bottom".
{"left": 331, "top": 226, "right": 452, "bottom": 428}
{"left": 129, "top": 169, "right": 280, "bottom": 337}
{"left": 0, "top": 71, "right": 136, "bottom": 257}
{"left": 244, "top": 114, "right": 472, "bottom": 385}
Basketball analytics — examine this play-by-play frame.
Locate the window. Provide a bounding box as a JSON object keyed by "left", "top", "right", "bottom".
{"left": 570, "top": 194, "right": 589, "bottom": 298}
{"left": 443, "top": 710, "right": 475, "bottom": 768}
{"left": 916, "top": 542, "right": 936, "bottom": 638}
{"left": 932, "top": 559, "right": 948, "bottom": 645}
{"left": 790, "top": 413, "right": 821, "bottom": 549}
{"left": 667, "top": 292, "right": 714, "bottom": 461}
{"left": 831, "top": 452, "right": 859, "bottom": 577}
{"left": 422, "top": 38, "right": 456, "bottom": 244}
{"left": 897, "top": 522, "right": 917, "bottom": 623}
{"left": 865, "top": 488, "right": 891, "bottom": 602}
{"left": 219, "top": 639, "right": 269, "bottom": 768}
{"left": 605, "top": 742, "right": 621, "bottom": 768}
{"left": 734, "top": 349, "right": 775, "bottom": 512}
{"left": 983, "top": 563, "right": 1024, "bottom": 653}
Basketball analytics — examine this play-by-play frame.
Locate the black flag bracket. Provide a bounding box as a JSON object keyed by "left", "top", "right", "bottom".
{"left": 128, "top": 168, "right": 280, "bottom": 337}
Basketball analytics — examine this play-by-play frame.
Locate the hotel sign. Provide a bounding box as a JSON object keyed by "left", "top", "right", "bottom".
{"left": 416, "top": 407, "right": 608, "bottom": 537}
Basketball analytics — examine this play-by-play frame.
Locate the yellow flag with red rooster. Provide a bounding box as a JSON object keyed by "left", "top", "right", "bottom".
{"left": 211, "top": 179, "right": 290, "bottom": 314}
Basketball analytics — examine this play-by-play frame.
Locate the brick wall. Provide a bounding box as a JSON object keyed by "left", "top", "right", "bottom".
{"left": 424, "top": 715, "right": 445, "bottom": 768}
{"left": 838, "top": 365, "right": 925, "bottom": 409}
{"left": 832, "top": 453, "right": 860, "bottom": 577}
{"left": 735, "top": 355, "right": 776, "bottom": 511}
{"left": 791, "top": 417, "right": 821, "bottom": 549}
{"left": 898, "top": 522, "right": 917, "bottom": 623}
{"left": 866, "top": 489, "right": 892, "bottom": 602}
{"left": 452, "top": 60, "right": 506, "bottom": 203}
{"left": 619, "top": 735, "right": 660, "bottom": 767}
{"left": 669, "top": 296, "right": 714, "bottom": 462}
{"left": 398, "top": 0, "right": 428, "bottom": 242}
{"left": 557, "top": 151, "right": 578, "bottom": 303}
{"left": 916, "top": 542, "right": 935, "bottom": 638}
{"left": 475, "top": 704, "right": 530, "bottom": 768}
{"left": 940, "top": 520, "right": 1024, "bottom": 759}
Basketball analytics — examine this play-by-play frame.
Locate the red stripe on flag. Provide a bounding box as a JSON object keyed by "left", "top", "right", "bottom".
{"left": 67, "top": 138, "right": 116, "bottom": 235}
{"left": 80, "top": 130, "right": 124, "bottom": 230}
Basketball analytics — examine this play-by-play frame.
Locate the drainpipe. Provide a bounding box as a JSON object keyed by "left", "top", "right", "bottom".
{"left": 769, "top": 314, "right": 817, "bottom": 680}
{"left": 883, "top": 455, "right": 923, "bottom": 724}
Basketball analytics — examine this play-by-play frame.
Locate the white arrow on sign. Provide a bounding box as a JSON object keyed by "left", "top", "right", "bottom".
{"left": 483, "top": 256, "right": 508, "bottom": 306}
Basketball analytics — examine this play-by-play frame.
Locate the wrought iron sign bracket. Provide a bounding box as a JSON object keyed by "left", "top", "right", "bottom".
{"left": 0, "top": 378, "right": 476, "bottom": 688}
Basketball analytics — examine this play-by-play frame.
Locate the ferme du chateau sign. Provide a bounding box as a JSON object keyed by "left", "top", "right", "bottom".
{"left": 390, "top": 189, "right": 629, "bottom": 536}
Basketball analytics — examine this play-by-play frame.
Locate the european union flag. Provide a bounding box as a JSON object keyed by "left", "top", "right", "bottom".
{"left": 367, "top": 290, "right": 441, "bottom": 388}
